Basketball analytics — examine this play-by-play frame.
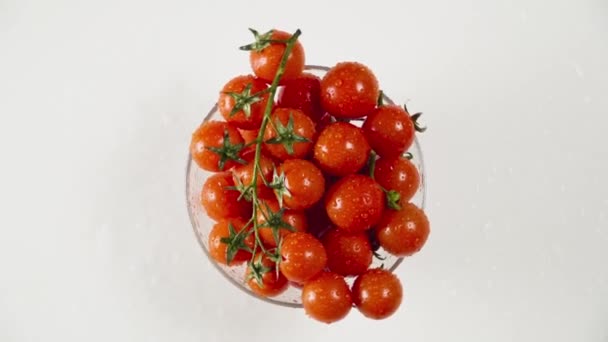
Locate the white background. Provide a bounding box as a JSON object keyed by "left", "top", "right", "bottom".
{"left": 1, "top": 0, "right": 607, "bottom": 341}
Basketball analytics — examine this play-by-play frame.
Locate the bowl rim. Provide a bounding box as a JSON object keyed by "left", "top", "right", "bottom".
{"left": 185, "top": 64, "right": 427, "bottom": 308}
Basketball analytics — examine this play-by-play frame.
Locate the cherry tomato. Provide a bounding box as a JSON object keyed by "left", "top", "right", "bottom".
{"left": 208, "top": 218, "right": 253, "bottom": 266}
{"left": 352, "top": 268, "right": 403, "bottom": 319}
{"left": 263, "top": 108, "right": 316, "bottom": 160}
{"left": 218, "top": 75, "right": 270, "bottom": 129}
{"left": 376, "top": 203, "right": 430, "bottom": 257}
{"left": 313, "top": 122, "right": 370, "bottom": 176}
{"left": 277, "top": 159, "right": 325, "bottom": 210}
{"left": 302, "top": 272, "right": 352, "bottom": 324}
{"left": 190, "top": 120, "right": 244, "bottom": 172}
{"left": 256, "top": 198, "right": 308, "bottom": 247}
{"left": 279, "top": 232, "right": 327, "bottom": 283}
{"left": 277, "top": 73, "right": 323, "bottom": 122}
{"left": 250, "top": 30, "right": 305, "bottom": 83}
{"left": 320, "top": 61, "right": 379, "bottom": 119}
{"left": 232, "top": 154, "right": 275, "bottom": 200}
{"left": 325, "top": 174, "right": 384, "bottom": 233}
{"left": 323, "top": 228, "right": 372, "bottom": 276}
{"left": 362, "top": 105, "right": 415, "bottom": 158}
{"left": 374, "top": 156, "right": 420, "bottom": 204}
{"left": 246, "top": 253, "right": 288, "bottom": 297}
{"left": 201, "top": 172, "right": 251, "bottom": 221}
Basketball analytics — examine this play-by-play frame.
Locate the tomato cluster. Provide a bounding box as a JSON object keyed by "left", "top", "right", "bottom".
{"left": 189, "top": 28, "right": 430, "bottom": 324}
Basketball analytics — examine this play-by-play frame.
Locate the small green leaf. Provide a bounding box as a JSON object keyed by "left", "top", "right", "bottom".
{"left": 219, "top": 222, "right": 251, "bottom": 265}
{"left": 377, "top": 90, "right": 384, "bottom": 107}
{"left": 264, "top": 112, "right": 310, "bottom": 156}
{"left": 410, "top": 112, "right": 427, "bottom": 133}
{"left": 239, "top": 28, "right": 275, "bottom": 51}
{"left": 225, "top": 83, "right": 263, "bottom": 119}
{"left": 257, "top": 201, "right": 296, "bottom": 246}
{"left": 247, "top": 254, "right": 272, "bottom": 287}
{"left": 403, "top": 152, "right": 413, "bottom": 160}
{"left": 368, "top": 150, "right": 377, "bottom": 180}
{"left": 268, "top": 167, "right": 291, "bottom": 207}
{"left": 205, "top": 129, "right": 246, "bottom": 171}
{"left": 386, "top": 190, "right": 402, "bottom": 210}
{"left": 373, "top": 250, "right": 387, "bottom": 261}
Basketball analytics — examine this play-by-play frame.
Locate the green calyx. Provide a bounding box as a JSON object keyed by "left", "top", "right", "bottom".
{"left": 226, "top": 175, "right": 253, "bottom": 202}
{"left": 264, "top": 112, "right": 310, "bottom": 155}
{"left": 219, "top": 222, "right": 252, "bottom": 265}
{"left": 224, "top": 83, "right": 263, "bottom": 119}
{"left": 385, "top": 189, "right": 402, "bottom": 210}
{"left": 247, "top": 254, "right": 272, "bottom": 287}
{"left": 268, "top": 168, "right": 291, "bottom": 207}
{"left": 258, "top": 201, "right": 296, "bottom": 246}
{"left": 239, "top": 28, "right": 278, "bottom": 52}
{"left": 205, "top": 129, "right": 246, "bottom": 170}
{"left": 377, "top": 90, "right": 385, "bottom": 107}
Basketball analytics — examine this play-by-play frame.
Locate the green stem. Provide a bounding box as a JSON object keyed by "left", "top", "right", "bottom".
{"left": 248, "top": 29, "right": 302, "bottom": 262}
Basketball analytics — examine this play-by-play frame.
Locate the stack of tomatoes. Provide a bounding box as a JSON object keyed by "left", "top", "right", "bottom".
{"left": 190, "top": 29, "right": 430, "bottom": 324}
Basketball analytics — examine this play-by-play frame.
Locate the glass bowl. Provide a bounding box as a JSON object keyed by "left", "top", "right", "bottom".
{"left": 186, "top": 65, "right": 426, "bottom": 308}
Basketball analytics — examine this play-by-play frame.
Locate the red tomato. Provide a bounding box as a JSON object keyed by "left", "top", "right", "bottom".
{"left": 208, "top": 218, "right": 253, "bottom": 266}
{"left": 232, "top": 154, "right": 275, "bottom": 200}
{"left": 246, "top": 253, "right": 288, "bottom": 297}
{"left": 238, "top": 128, "right": 260, "bottom": 145}
{"left": 362, "top": 105, "right": 415, "bottom": 158}
{"left": 325, "top": 174, "right": 385, "bottom": 233}
{"left": 323, "top": 229, "right": 373, "bottom": 276}
{"left": 313, "top": 122, "right": 370, "bottom": 176}
{"left": 256, "top": 198, "right": 308, "bottom": 247}
{"left": 218, "top": 75, "right": 271, "bottom": 129}
{"left": 250, "top": 30, "right": 305, "bottom": 83}
{"left": 201, "top": 172, "right": 251, "bottom": 221}
{"left": 263, "top": 108, "right": 316, "bottom": 160}
{"left": 302, "top": 272, "right": 353, "bottom": 324}
{"left": 374, "top": 156, "right": 420, "bottom": 204}
{"left": 277, "top": 73, "right": 323, "bottom": 122}
{"left": 190, "top": 121, "right": 244, "bottom": 172}
{"left": 352, "top": 268, "right": 403, "bottom": 319}
{"left": 376, "top": 203, "right": 430, "bottom": 257}
{"left": 320, "top": 62, "right": 379, "bottom": 119}
{"left": 277, "top": 159, "right": 325, "bottom": 210}
{"left": 279, "top": 232, "right": 327, "bottom": 283}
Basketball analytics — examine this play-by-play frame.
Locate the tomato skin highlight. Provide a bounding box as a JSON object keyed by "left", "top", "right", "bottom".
{"left": 246, "top": 253, "right": 289, "bottom": 297}
{"left": 374, "top": 156, "right": 420, "bottom": 203}
{"left": 190, "top": 121, "right": 244, "bottom": 172}
{"left": 302, "top": 272, "right": 353, "bottom": 324}
{"left": 352, "top": 268, "right": 403, "bottom": 320}
{"left": 362, "top": 105, "right": 415, "bottom": 159}
{"left": 218, "top": 75, "right": 271, "bottom": 130}
{"left": 313, "top": 122, "right": 371, "bottom": 177}
{"left": 323, "top": 228, "right": 373, "bottom": 277}
{"left": 320, "top": 61, "right": 379, "bottom": 119}
{"left": 250, "top": 30, "right": 305, "bottom": 83}
{"left": 201, "top": 172, "right": 251, "bottom": 221}
{"left": 208, "top": 218, "right": 253, "bottom": 266}
{"left": 325, "top": 174, "right": 385, "bottom": 233}
{"left": 279, "top": 232, "right": 327, "bottom": 283}
{"left": 376, "top": 203, "right": 430, "bottom": 257}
